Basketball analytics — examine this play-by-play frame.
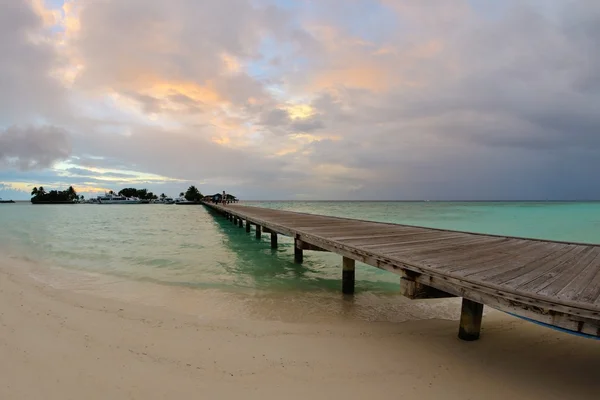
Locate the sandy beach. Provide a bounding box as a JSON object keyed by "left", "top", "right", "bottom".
{"left": 1, "top": 258, "right": 599, "bottom": 400}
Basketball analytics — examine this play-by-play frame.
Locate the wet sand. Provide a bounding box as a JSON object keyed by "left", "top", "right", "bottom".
{"left": 1, "top": 259, "right": 599, "bottom": 400}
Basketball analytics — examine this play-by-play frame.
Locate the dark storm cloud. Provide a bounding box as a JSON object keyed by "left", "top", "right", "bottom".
{"left": 0, "top": 126, "right": 71, "bottom": 171}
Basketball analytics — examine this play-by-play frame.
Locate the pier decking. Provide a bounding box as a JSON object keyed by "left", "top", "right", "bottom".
{"left": 203, "top": 203, "right": 600, "bottom": 340}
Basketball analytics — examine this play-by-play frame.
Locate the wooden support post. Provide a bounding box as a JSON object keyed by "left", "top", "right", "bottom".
{"left": 400, "top": 273, "right": 456, "bottom": 300}
{"left": 458, "top": 298, "right": 484, "bottom": 341}
{"left": 342, "top": 257, "right": 355, "bottom": 295}
{"left": 246, "top": 220, "right": 251, "bottom": 232}
{"left": 256, "top": 225, "right": 262, "bottom": 239}
{"left": 238, "top": 218, "right": 243, "bottom": 228}
{"left": 296, "top": 241, "right": 328, "bottom": 252}
{"left": 294, "top": 238, "right": 303, "bottom": 263}
{"left": 271, "top": 232, "right": 278, "bottom": 248}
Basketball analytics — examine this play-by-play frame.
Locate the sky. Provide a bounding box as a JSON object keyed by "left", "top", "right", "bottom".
{"left": 1, "top": 0, "right": 600, "bottom": 201}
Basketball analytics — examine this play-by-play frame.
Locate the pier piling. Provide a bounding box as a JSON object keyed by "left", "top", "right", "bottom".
{"left": 256, "top": 225, "right": 262, "bottom": 239}
{"left": 458, "top": 298, "right": 483, "bottom": 341}
{"left": 342, "top": 257, "right": 355, "bottom": 295}
{"left": 246, "top": 220, "right": 251, "bottom": 232}
{"left": 238, "top": 218, "right": 243, "bottom": 227}
{"left": 294, "top": 239, "right": 303, "bottom": 263}
{"left": 271, "top": 233, "right": 278, "bottom": 249}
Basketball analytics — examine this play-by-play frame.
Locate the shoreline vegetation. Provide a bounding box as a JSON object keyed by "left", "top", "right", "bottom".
{"left": 30, "top": 186, "right": 79, "bottom": 204}
{"left": 28, "top": 185, "right": 227, "bottom": 204}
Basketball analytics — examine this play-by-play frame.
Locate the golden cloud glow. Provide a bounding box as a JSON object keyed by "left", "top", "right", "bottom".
{"left": 2, "top": 180, "right": 108, "bottom": 197}
{"left": 285, "top": 104, "right": 315, "bottom": 120}
{"left": 53, "top": 162, "right": 183, "bottom": 185}
{"left": 220, "top": 53, "right": 242, "bottom": 74}
{"left": 62, "top": 0, "right": 82, "bottom": 35}
{"left": 30, "top": 0, "right": 61, "bottom": 27}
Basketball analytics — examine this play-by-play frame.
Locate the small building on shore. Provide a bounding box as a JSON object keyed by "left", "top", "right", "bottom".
{"left": 204, "top": 193, "right": 239, "bottom": 204}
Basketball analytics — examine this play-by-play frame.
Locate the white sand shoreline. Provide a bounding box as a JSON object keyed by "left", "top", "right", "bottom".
{"left": 1, "top": 259, "right": 599, "bottom": 399}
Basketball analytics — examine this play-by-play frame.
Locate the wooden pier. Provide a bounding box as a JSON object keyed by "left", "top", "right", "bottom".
{"left": 203, "top": 203, "right": 600, "bottom": 341}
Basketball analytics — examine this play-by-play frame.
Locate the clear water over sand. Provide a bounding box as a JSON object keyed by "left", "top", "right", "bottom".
{"left": 1, "top": 201, "right": 599, "bottom": 322}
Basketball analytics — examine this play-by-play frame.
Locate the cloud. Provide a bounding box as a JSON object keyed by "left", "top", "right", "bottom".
{"left": 0, "top": 1, "right": 66, "bottom": 124}
{"left": 2, "top": 0, "right": 600, "bottom": 200}
{"left": 0, "top": 126, "right": 71, "bottom": 171}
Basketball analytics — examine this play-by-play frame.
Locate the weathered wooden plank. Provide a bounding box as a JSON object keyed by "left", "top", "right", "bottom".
{"left": 448, "top": 241, "right": 554, "bottom": 281}
{"left": 380, "top": 235, "right": 499, "bottom": 259}
{"left": 499, "top": 246, "right": 586, "bottom": 289}
{"left": 574, "top": 258, "right": 600, "bottom": 304}
{"left": 554, "top": 250, "right": 600, "bottom": 302}
{"left": 300, "top": 223, "right": 376, "bottom": 234}
{"left": 464, "top": 242, "right": 565, "bottom": 281}
{"left": 410, "top": 237, "right": 517, "bottom": 265}
{"left": 518, "top": 246, "right": 597, "bottom": 293}
{"left": 331, "top": 229, "right": 425, "bottom": 242}
{"left": 424, "top": 239, "right": 548, "bottom": 274}
{"left": 484, "top": 245, "right": 575, "bottom": 285}
{"left": 391, "top": 237, "right": 511, "bottom": 264}
{"left": 359, "top": 232, "right": 469, "bottom": 250}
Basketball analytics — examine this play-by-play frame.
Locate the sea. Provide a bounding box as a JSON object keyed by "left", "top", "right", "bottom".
{"left": 1, "top": 201, "right": 599, "bottom": 323}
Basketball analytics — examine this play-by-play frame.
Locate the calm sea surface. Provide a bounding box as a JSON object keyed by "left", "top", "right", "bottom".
{"left": 1, "top": 201, "right": 599, "bottom": 321}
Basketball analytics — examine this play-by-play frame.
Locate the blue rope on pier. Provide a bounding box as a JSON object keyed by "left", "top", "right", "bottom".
{"left": 507, "top": 312, "right": 600, "bottom": 340}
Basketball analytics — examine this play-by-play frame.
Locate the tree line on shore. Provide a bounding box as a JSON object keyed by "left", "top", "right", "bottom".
{"left": 117, "top": 188, "right": 158, "bottom": 200}
{"left": 30, "top": 185, "right": 204, "bottom": 203}
{"left": 31, "top": 186, "right": 79, "bottom": 203}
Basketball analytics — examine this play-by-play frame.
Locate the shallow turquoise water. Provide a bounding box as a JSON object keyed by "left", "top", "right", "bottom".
{"left": 1, "top": 201, "right": 599, "bottom": 296}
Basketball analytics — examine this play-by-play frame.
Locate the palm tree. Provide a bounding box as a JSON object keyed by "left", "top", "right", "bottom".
{"left": 38, "top": 186, "right": 46, "bottom": 196}
{"left": 184, "top": 185, "right": 202, "bottom": 202}
{"left": 160, "top": 193, "right": 166, "bottom": 199}
{"left": 67, "top": 186, "right": 77, "bottom": 201}
{"left": 179, "top": 192, "right": 184, "bottom": 197}
{"left": 31, "top": 187, "right": 38, "bottom": 197}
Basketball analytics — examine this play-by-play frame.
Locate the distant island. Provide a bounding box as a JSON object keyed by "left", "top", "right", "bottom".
{"left": 29, "top": 185, "right": 209, "bottom": 204}
{"left": 31, "top": 186, "right": 79, "bottom": 204}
